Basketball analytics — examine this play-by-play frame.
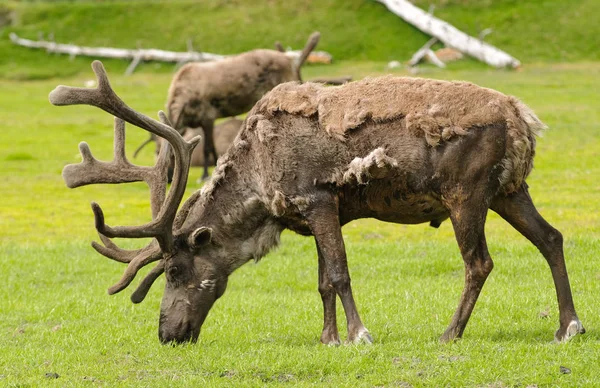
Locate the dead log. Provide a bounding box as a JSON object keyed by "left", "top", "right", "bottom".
{"left": 408, "top": 37, "right": 438, "bottom": 66}
{"left": 9, "top": 33, "right": 335, "bottom": 72}
{"left": 375, "top": 0, "right": 520, "bottom": 68}
{"left": 9, "top": 32, "right": 226, "bottom": 63}
{"left": 425, "top": 50, "right": 446, "bottom": 68}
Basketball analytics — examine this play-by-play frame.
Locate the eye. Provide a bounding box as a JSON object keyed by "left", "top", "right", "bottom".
{"left": 167, "top": 266, "right": 180, "bottom": 279}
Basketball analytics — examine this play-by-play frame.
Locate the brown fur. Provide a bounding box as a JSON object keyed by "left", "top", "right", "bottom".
{"left": 167, "top": 50, "right": 296, "bottom": 129}
{"left": 253, "top": 76, "right": 546, "bottom": 194}
{"left": 433, "top": 47, "right": 463, "bottom": 63}
{"left": 158, "top": 118, "right": 243, "bottom": 167}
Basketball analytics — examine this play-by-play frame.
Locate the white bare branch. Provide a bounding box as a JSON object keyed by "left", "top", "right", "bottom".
{"left": 375, "top": 0, "right": 520, "bottom": 68}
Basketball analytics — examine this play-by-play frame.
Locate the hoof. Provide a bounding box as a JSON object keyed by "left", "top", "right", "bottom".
{"left": 439, "top": 328, "right": 461, "bottom": 343}
{"left": 321, "top": 334, "right": 341, "bottom": 347}
{"left": 322, "top": 338, "right": 341, "bottom": 347}
{"left": 347, "top": 328, "right": 373, "bottom": 345}
{"left": 555, "top": 320, "right": 585, "bottom": 343}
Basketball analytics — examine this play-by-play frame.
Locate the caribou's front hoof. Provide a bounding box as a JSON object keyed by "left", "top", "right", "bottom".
{"left": 347, "top": 328, "right": 373, "bottom": 345}
{"left": 322, "top": 338, "right": 341, "bottom": 347}
{"left": 321, "top": 331, "right": 341, "bottom": 346}
{"left": 555, "top": 320, "right": 585, "bottom": 343}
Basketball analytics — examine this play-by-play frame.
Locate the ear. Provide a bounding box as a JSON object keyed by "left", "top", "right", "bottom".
{"left": 188, "top": 226, "right": 213, "bottom": 248}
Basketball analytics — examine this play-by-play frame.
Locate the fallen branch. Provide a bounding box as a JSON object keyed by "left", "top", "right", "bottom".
{"left": 425, "top": 50, "right": 446, "bottom": 68}
{"left": 408, "top": 37, "right": 438, "bottom": 66}
{"left": 10, "top": 32, "right": 226, "bottom": 63}
{"left": 375, "top": 0, "right": 520, "bottom": 68}
{"left": 9, "top": 32, "right": 335, "bottom": 73}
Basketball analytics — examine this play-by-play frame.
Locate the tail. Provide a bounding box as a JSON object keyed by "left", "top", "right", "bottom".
{"left": 510, "top": 96, "right": 548, "bottom": 137}
{"left": 295, "top": 31, "right": 320, "bottom": 81}
{"left": 500, "top": 97, "right": 548, "bottom": 194}
{"left": 133, "top": 134, "right": 156, "bottom": 158}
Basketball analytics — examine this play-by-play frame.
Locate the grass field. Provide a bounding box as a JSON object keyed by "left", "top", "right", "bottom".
{"left": 2, "top": 0, "right": 600, "bottom": 80}
{"left": 1, "top": 60, "right": 599, "bottom": 386}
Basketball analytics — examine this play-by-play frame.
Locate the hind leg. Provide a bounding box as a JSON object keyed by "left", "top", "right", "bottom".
{"left": 200, "top": 119, "right": 215, "bottom": 181}
{"left": 491, "top": 185, "right": 584, "bottom": 342}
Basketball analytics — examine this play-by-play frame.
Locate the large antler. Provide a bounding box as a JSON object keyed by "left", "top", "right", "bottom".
{"left": 295, "top": 31, "right": 320, "bottom": 81}
{"left": 50, "top": 60, "right": 200, "bottom": 298}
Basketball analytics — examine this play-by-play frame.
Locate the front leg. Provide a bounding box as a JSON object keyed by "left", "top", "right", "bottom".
{"left": 306, "top": 193, "right": 372, "bottom": 344}
{"left": 441, "top": 195, "right": 494, "bottom": 342}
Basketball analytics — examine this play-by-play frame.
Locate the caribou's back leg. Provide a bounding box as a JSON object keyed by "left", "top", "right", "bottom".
{"left": 491, "top": 184, "right": 585, "bottom": 342}
{"left": 316, "top": 241, "right": 341, "bottom": 345}
{"left": 441, "top": 191, "right": 494, "bottom": 342}
{"left": 200, "top": 118, "right": 215, "bottom": 181}
{"left": 305, "top": 192, "right": 372, "bottom": 344}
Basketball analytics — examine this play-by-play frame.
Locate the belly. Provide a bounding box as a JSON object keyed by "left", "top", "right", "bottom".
{"left": 338, "top": 180, "right": 450, "bottom": 226}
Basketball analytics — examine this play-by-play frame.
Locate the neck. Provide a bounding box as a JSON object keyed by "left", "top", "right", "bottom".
{"left": 181, "top": 141, "right": 284, "bottom": 273}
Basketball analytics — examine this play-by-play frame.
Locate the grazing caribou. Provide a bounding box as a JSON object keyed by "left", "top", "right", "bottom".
{"left": 158, "top": 32, "right": 320, "bottom": 181}
{"left": 50, "top": 61, "right": 584, "bottom": 345}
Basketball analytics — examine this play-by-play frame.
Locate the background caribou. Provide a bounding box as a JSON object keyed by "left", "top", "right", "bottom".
{"left": 50, "top": 61, "right": 585, "bottom": 345}
{"left": 146, "top": 31, "right": 321, "bottom": 181}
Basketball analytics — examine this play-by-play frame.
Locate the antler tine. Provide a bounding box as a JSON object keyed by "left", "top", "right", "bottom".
{"left": 53, "top": 60, "right": 202, "bottom": 299}
{"left": 107, "top": 247, "right": 163, "bottom": 295}
{"left": 130, "top": 262, "right": 165, "bottom": 304}
{"left": 50, "top": 61, "right": 188, "bottom": 157}
{"left": 52, "top": 60, "right": 201, "bottom": 252}
{"left": 63, "top": 118, "right": 155, "bottom": 189}
{"left": 295, "top": 31, "right": 320, "bottom": 81}
{"left": 91, "top": 233, "right": 159, "bottom": 264}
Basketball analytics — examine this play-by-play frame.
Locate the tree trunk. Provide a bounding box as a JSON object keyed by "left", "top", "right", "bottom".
{"left": 375, "top": 0, "right": 520, "bottom": 68}
{"left": 10, "top": 33, "right": 334, "bottom": 71}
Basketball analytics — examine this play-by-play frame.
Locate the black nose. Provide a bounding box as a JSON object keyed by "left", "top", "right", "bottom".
{"left": 158, "top": 316, "right": 199, "bottom": 345}
{"left": 159, "top": 326, "right": 198, "bottom": 345}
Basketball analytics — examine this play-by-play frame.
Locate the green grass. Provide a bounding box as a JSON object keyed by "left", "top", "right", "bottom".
{"left": 1, "top": 61, "right": 600, "bottom": 386}
{"left": 1, "top": 0, "right": 600, "bottom": 79}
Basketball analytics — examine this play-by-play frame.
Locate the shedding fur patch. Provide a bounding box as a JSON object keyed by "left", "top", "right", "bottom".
{"left": 255, "top": 76, "right": 546, "bottom": 194}
{"left": 342, "top": 147, "right": 399, "bottom": 184}
{"left": 290, "top": 195, "right": 314, "bottom": 212}
{"left": 247, "top": 114, "right": 280, "bottom": 143}
{"left": 200, "top": 150, "right": 234, "bottom": 200}
{"left": 256, "top": 76, "right": 522, "bottom": 144}
{"left": 270, "top": 190, "right": 287, "bottom": 217}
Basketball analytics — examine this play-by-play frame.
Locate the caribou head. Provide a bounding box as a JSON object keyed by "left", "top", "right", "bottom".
{"left": 50, "top": 61, "right": 229, "bottom": 343}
